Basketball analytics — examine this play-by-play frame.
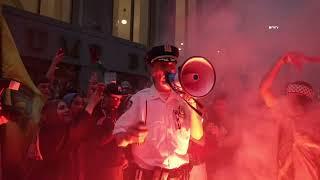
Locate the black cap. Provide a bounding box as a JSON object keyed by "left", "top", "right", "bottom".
{"left": 104, "top": 82, "right": 124, "bottom": 96}
{"left": 145, "top": 45, "right": 179, "bottom": 65}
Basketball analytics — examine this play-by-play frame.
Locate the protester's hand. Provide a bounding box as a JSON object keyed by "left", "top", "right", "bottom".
{"left": 127, "top": 122, "right": 148, "bottom": 144}
{"left": 53, "top": 48, "right": 65, "bottom": 64}
{"left": 281, "top": 52, "right": 305, "bottom": 70}
{"left": 86, "top": 83, "right": 105, "bottom": 114}
{"left": 88, "top": 83, "right": 105, "bottom": 105}
{"left": 89, "top": 72, "right": 98, "bottom": 84}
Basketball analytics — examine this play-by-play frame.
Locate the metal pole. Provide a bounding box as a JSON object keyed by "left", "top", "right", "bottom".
{"left": 130, "top": 0, "right": 135, "bottom": 41}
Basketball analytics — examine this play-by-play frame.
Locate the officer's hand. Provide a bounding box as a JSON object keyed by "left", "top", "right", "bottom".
{"left": 128, "top": 122, "right": 148, "bottom": 144}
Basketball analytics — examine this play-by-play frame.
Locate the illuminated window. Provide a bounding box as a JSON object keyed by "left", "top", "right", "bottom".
{"left": 39, "top": 0, "right": 72, "bottom": 23}
{"left": 19, "top": 0, "right": 73, "bottom": 23}
{"left": 175, "top": 0, "right": 186, "bottom": 52}
{"left": 113, "top": 0, "right": 150, "bottom": 46}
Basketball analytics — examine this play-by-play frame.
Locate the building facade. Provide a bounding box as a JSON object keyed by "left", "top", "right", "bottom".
{"left": 2, "top": 0, "right": 151, "bottom": 92}
{"left": 2, "top": 0, "right": 205, "bottom": 92}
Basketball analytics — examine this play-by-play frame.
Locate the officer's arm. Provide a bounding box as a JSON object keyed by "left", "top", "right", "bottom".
{"left": 113, "top": 95, "right": 142, "bottom": 147}
{"left": 186, "top": 99, "right": 204, "bottom": 140}
{"left": 190, "top": 110, "right": 204, "bottom": 140}
{"left": 190, "top": 136, "right": 205, "bottom": 146}
{"left": 114, "top": 132, "right": 133, "bottom": 147}
{"left": 115, "top": 122, "right": 148, "bottom": 147}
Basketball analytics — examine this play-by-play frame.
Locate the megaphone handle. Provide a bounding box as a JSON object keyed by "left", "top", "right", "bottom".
{"left": 166, "top": 77, "right": 203, "bottom": 117}
{"left": 193, "top": 98, "right": 204, "bottom": 109}
{"left": 178, "top": 90, "right": 204, "bottom": 114}
{"left": 181, "top": 98, "right": 203, "bottom": 117}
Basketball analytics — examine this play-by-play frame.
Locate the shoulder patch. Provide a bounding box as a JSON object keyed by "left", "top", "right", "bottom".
{"left": 126, "top": 100, "right": 133, "bottom": 110}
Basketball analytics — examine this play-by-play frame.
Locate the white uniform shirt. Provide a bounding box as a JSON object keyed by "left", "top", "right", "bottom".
{"left": 113, "top": 86, "right": 195, "bottom": 170}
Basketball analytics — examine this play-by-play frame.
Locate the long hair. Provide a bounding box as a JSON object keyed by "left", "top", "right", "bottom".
{"left": 39, "top": 100, "right": 69, "bottom": 160}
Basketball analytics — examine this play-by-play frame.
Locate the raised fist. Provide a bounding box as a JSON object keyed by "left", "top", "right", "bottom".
{"left": 53, "top": 48, "right": 65, "bottom": 64}
{"left": 88, "top": 82, "right": 105, "bottom": 105}
{"left": 281, "top": 52, "right": 305, "bottom": 70}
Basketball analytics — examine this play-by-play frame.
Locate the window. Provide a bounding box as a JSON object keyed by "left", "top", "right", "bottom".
{"left": 19, "top": 0, "right": 73, "bottom": 23}
{"left": 175, "top": 0, "right": 200, "bottom": 55}
{"left": 175, "top": 0, "right": 187, "bottom": 54}
{"left": 39, "top": 0, "right": 72, "bottom": 23}
{"left": 112, "top": 0, "right": 150, "bottom": 46}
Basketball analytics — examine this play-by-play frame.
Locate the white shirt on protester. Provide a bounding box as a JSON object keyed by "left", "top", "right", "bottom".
{"left": 113, "top": 86, "right": 195, "bottom": 170}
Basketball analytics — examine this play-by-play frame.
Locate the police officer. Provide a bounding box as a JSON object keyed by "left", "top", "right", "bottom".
{"left": 113, "top": 45, "right": 204, "bottom": 180}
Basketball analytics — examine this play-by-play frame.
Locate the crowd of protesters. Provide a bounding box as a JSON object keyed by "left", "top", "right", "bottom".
{"left": 1, "top": 46, "right": 320, "bottom": 180}
{"left": 27, "top": 49, "right": 136, "bottom": 180}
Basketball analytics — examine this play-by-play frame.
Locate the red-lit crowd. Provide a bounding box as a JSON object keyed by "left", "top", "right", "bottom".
{"left": 1, "top": 45, "right": 320, "bottom": 180}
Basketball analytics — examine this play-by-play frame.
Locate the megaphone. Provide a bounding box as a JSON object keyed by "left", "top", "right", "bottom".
{"left": 166, "top": 56, "right": 215, "bottom": 116}
{"left": 176, "top": 56, "right": 216, "bottom": 97}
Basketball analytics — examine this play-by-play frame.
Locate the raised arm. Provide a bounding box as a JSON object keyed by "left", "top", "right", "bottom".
{"left": 259, "top": 57, "right": 285, "bottom": 107}
{"left": 46, "top": 48, "right": 64, "bottom": 82}
{"left": 259, "top": 52, "right": 304, "bottom": 108}
{"left": 68, "top": 83, "right": 104, "bottom": 143}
